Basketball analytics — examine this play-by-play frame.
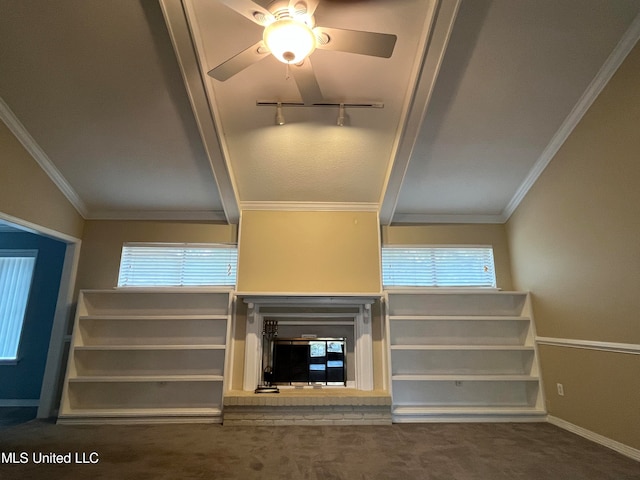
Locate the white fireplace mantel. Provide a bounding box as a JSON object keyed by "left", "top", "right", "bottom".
{"left": 240, "top": 295, "right": 379, "bottom": 392}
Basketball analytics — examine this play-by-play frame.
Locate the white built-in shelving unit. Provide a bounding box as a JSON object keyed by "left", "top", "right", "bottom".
{"left": 58, "top": 289, "right": 232, "bottom": 424}
{"left": 385, "top": 290, "right": 545, "bottom": 423}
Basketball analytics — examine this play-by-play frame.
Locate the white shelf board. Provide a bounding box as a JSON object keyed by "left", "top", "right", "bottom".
{"left": 392, "top": 374, "right": 539, "bottom": 382}
{"left": 58, "top": 407, "right": 222, "bottom": 417}
{"left": 74, "top": 344, "right": 226, "bottom": 351}
{"left": 389, "top": 315, "right": 530, "bottom": 322}
{"left": 393, "top": 406, "right": 546, "bottom": 415}
{"left": 68, "top": 375, "right": 224, "bottom": 383}
{"left": 390, "top": 345, "right": 534, "bottom": 351}
{"left": 79, "top": 314, "right": 229, "bottom": 321}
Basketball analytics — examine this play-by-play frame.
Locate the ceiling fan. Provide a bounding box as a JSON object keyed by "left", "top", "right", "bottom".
{"left": 207, "top": 0, "right": 397, "bottom": 104}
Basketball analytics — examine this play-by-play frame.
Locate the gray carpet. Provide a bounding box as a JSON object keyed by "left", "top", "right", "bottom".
{"left": 0, "top": 408, "right": 36, "bottom": 427}
{"left": 0, "top": 421, "right": 638, "bottom": 479}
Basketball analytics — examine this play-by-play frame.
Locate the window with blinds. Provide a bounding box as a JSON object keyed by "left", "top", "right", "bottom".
{"left": 381, "top": 246, "right": 497, "bottom": 288}
{"left": 117, "top": 243, "right": 238, "bottom": 287}
{"left": 0, "top": 250, "right": 37, "bottom": 361}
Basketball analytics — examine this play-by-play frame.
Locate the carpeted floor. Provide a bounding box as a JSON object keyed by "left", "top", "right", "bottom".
{"left": 0, "top": 420, "right": 638, "bottom": 479}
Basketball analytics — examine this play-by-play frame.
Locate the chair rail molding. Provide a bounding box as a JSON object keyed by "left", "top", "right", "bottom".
{"left": 535, "top": 337, "right": 640, "bottom": 355}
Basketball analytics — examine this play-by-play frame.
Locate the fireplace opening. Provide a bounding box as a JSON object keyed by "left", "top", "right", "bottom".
{"left": 242, "top": 296, "right": 376, "bottom": 392}
{"left": 272, "top": 338, "right": 346, "bottom": 386}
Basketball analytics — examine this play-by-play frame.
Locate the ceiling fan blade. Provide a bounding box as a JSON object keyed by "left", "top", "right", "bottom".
{"left": 207, "top": 41, "right": 270, "bottom": 81}
{"left": 291, "top": 59, "right": 324, "bottom": 105}
{"left": 289, "top": 0, "right": 320, "bottom": 17}
{"left": 218, "top": 0, "right": 273, "bottom": 25}
{"left": 314, "top": 27, "right": 397, "bottom": 58}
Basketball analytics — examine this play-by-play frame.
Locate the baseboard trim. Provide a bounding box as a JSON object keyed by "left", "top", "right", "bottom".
{"left": 0, "top": 399, "right": 39, "bottom": 407}
{"left": 547, "top": 415, "right": 640, "bottom": 462}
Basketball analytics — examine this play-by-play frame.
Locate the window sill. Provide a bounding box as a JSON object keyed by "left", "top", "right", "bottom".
{"left": 0, "top": 358, "right": 20, "bottom": 366}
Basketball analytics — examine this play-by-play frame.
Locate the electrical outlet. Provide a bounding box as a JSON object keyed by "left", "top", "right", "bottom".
{"left": 556, "top": 383, "right": 564, "bottom": 396}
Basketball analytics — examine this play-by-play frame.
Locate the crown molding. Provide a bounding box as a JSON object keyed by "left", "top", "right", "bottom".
{"left": 0, "top": 97, "right": 88, "bottom": 218}
{"left": 502, "top": 12, "right": 640, "bottom": 222}
{"left": 390, "top": 213, "right": 506, "bottom": 225}
{"left": 85, "top": 210, "right": 228, "bottom": 221}
{"left": 240, "top": 201, "right": 380, "bottom": 212}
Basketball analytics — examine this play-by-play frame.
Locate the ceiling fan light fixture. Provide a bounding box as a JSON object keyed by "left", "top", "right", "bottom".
{"left": 263, "top": 18, "right": 316, "bottom": 64}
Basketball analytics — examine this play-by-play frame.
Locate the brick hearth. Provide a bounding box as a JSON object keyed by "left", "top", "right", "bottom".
{"left": 223, "top": 389, "right": 392, "bottom": 426}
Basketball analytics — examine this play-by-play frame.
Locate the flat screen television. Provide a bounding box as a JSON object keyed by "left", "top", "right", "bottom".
{"left": 271, "top": 338, "right": 346, "bottom": 386}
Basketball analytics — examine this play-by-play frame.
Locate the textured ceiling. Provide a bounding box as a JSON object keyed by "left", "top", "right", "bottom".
{"left": 0, "top": 0, "right": 639, "bottom": 224}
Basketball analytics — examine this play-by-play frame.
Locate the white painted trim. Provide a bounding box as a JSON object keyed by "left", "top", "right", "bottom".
{"left": 502, "top": 12, "right": 640, "bottom": 221}
{"left": 355, "top": 304, "right": 374, "bottom": 391}
{"left": 159, "top": 0, "right": 240, "bottom": 224}
{"left": 86, "top": 209, "right": 228, "bottom": 221}
{"left": 240, "top": 202, "right": 380, "bottom": 212}
{"left": 0, "top": 213, "right": 81, "bottom": 418}
{"left": 393, "top": 415, "right": 547, "bottom": 424}
{"left": 237, "top": 291, "right": 383, "bottom": 298}
{"left": 240, "top": 296, "right": 378, "bottom": 306}
{"left": 380, "top": 0, "right": 461, "bottom": 225}
{"left": 390, "top": 212, "right": 506, "bottom": 224}
{"left": 243, "top": 303, "right": 262, "bottom": 391}
{"left": 0, "top": 212, "right": 80, "bottom": 244}
{"left": 0, "top": 399, "right": 40, "bottom": 407}
{"left": 536, "top": 336, "right": 640, "bottom": 355}
{"left": 37, "top": 241, "right": 81, "bottom": 419}
{"left": 384, "top": 287, "right": 508, "bottom": 294}
{"left": 548, "top": 415, "right": 640, "bottom": 462}
{"left": 0, "top": 97, "right": 88, "bottom": 218}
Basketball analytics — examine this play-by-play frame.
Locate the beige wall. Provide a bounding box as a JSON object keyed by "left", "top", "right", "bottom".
{"left": 76, "top": 220, "right": 237, "bottom": 291}
{"left": 537, "top": 345, "right": 639, "bottom": 450}
{"left": 507, "top": 44, "right": 640, "bottom": 449}
{"left": 237, "top": 210, "right": 381, "bottom": 294}
{"left": 0, "top": 120, "right": 84, "bottom": 239}
{"left": 382, "top": 224, "right": 513, "bottom": 290}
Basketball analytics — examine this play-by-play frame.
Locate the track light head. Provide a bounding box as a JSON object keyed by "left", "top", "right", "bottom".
{"left": 275, "top": 102, "right": 285, "bottom": 125}
{"left": 337, "top": 103, "right": 346, "bottom": 126}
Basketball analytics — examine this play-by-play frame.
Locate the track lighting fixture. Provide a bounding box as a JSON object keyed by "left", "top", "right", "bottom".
{"left": 258, "top": 101, "right": 382, "bottom": 126}
{"left": 275, "top": 102, "right": 285, "bottom": 125}
{"left": 337, "top": 103, "right": 346, "bottom": 126}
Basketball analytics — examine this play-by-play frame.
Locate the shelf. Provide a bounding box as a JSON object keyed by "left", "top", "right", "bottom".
{"left": 57, "top": 407, "right": 223, "bottom": 424}
{"left": 59, "top": 407, "right": 222, "bottom": 417}
{"left": 392, "top": 405, "right": 546, "bottom": 423}
{"left": 390, "top": 345, "right": 533, "bottom": 351}
{"left": 386, "top": 290, "right": 544, "bottom": 422}
{"left": 392, "top": 374, "right": 539, "bottom": 382}
{"left": 59, "top": 289, "right": 232, "bottom": 424}
{"left": 386, "top": 291, "right": 528, "bottom": 317}
{"left": 74, "top": 344, "right": 226, "bottom": 351}
{"left": 79, "top": 290, "right": 232, "bottom": 316}
{"left": 393, "top": 405, "right": 545, "bottom": 416}
{"left": 78, "top": 314, "right": 229, "bottom": 321}
{"left": 76, "top": 316, "right": 228, "bottom": 347}
{"left": 68, "top": 375, "right": 224, "bottom": 382}
{"left": 389, "top": 315, "right": 530, "bottom": 321}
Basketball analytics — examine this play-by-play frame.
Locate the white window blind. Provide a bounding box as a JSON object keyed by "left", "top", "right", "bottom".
{"left": 117, "top": 243, "right": 237, "bottom": 287}
{"left": 0, "top": 250, "right": 37, "bottom": 361}
{"left": 382, "top": 246, "right": 496, "bottom": 288}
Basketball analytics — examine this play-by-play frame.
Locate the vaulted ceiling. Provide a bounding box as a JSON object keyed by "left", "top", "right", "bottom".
{"left": 1, "top": 0, "right": 639, "bottom": 225}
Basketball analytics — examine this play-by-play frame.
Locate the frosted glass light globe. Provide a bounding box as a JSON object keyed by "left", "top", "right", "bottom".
{"left": 263, "top": 18, "right": 316, "bottom": 64}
